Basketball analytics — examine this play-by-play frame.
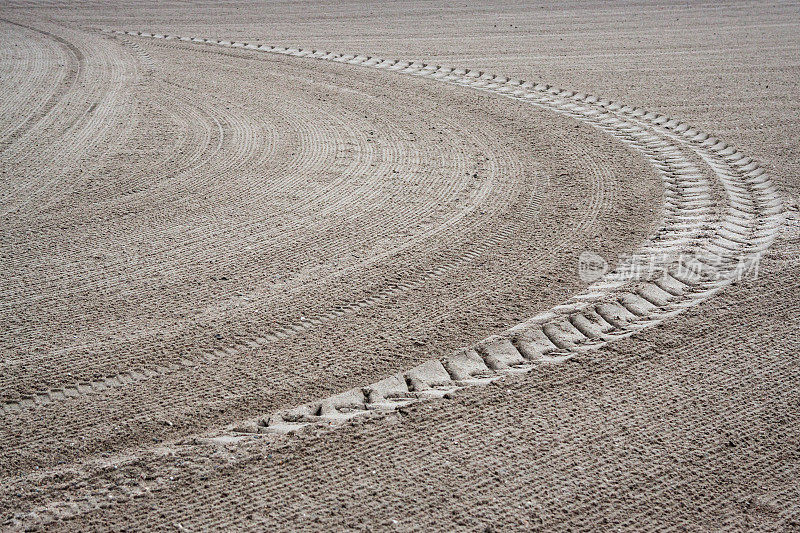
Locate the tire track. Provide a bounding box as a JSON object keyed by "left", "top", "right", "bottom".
{"left": 0, "top": 30, "right": 723, "bottom": 412}
{"left": 4, "top": 30, "right": 780, "bottom": 425}
{"left": 104, "top": 33, "right": 781, "bottom": 438}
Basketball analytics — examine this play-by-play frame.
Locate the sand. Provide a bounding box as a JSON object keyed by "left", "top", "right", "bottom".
{"left": 1, "top": 0, "right": 798, "bottom": 530}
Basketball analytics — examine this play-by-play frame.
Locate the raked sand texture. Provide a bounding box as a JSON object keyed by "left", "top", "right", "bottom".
{"left": 1, "top": 1, "right": 799, "bottom": 531}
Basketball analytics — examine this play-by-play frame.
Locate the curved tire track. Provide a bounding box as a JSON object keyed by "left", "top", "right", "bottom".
{"left": 1, "top": 31, "right": 784, "bottom": 434}
{"left": 110, "top": 32, "right": 782, "bottom": 437}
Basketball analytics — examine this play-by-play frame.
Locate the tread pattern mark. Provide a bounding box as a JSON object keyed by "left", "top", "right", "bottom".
{"left": 2, "top": 31, "right": 784, "bottom": 425}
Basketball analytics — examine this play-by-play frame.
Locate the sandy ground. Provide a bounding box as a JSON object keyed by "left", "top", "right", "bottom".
{"left": 1, "top": 0, "right": 799, "bottom": 530}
